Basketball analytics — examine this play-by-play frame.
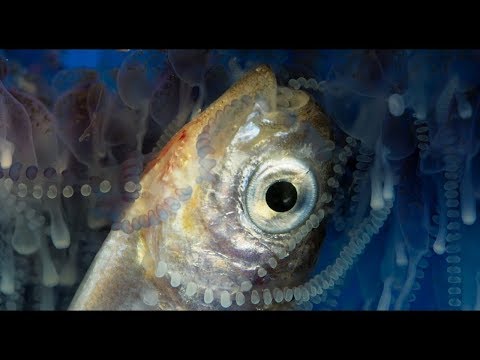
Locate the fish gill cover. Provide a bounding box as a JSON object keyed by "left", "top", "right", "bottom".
{"left": 0, "top": 49, "right": 478, "bottom": 310}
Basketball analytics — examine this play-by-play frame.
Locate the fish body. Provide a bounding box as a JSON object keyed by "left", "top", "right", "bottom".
{"left": 70, "top": 65, "right": 334, "bottom": 310}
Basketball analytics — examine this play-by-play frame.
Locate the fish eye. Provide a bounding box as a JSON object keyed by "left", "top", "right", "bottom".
{"left": 265, "top": 181, "right": 297, "bottom": 212}
{"left": 244, "top": 158, "right": 318, "bottom": 234}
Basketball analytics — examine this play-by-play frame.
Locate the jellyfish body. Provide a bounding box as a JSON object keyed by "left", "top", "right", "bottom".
{"left": 0, "top": 81, "right": 37, "bottom": 169}
{"left": 0, "top": 53, "right": 158, "bottom": 309}
{"left": 116, "top": 50, "right": 169, "bottom": 152}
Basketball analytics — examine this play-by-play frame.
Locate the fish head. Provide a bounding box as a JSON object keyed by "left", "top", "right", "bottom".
{"left": 70, "top": 65, "right": 335, "bottom": 310}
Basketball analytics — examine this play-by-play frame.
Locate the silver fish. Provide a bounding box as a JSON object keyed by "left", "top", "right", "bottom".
{"left": 70, "top": 65, "right": 335, "bottom": 310}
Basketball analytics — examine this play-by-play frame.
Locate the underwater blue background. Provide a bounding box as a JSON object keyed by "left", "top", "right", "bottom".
{"left": 0, "top": 49, "right": 479, "bottom": 310}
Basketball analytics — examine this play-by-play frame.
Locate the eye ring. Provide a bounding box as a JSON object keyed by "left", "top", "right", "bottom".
{"left": 244, "top": 158, "right": 318, "bottom": 234}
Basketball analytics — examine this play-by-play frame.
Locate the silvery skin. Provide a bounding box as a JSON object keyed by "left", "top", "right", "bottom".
{"left": 70, "top": 65, "right": 334, "bottom": 310}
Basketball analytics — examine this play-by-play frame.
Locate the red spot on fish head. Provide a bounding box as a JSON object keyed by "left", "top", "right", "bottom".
{"left": 179, "top": 130, "right": 187, "bottom": 141}
{"left": 143, "top": 129, "right": 188, "bottom": 175}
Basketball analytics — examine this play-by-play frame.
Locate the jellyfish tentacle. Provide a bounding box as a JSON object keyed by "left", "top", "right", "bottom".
{"left": 394, "top": 252, "right": 424, "bottom": 310}
{"left": 2, "top": 165, "right": 72, "bottom": 251}
{"left": 59, "top": 237, "right": 78, "bottom": 286}
{"left": 417, "top": 81, "right": 477, "bottom": 309}
{"left": 120, "top": 149, "right": 143, "bottom": 203}
{"left": 346, "top": 144, "right": 374, "bottom": 227}
{"left": 377, "top": 224, "right": 398, "bottom": 311}
{"left": 309, "top": 139, "right": 387, "bottom": 308}
{"left": 9, "top": 88, "right": 61, "bottom": 169}
{"left": 0, "top": 94, "right": 14, "bottom": 170}
{"left": 414, "top": 116, "right": 431, "bottom": 157}
{"left": 46, "top": 195, "right": 70, "bottom": 250}
{"left": 455, "top": 93, "right": 472, "bottom": 119}
{"left": 151, "top": 81, "right": 202, "bottom": 154}
{"left": 461, "top": 156, "right": 477, "bottom": 225}
{"left": 406, "top": 253, "right": 433, "bottom": 309}
{"left": 0, "top": 237, "right": 28, "bottom": 310}
{"left": 86, "top": 82, "right": 110, "bottom": 160}
{"left": 38, "top": 234, "right": 59, "bottom": 287}
{"left": 433, "top": 179, "right": 449, "bottom": 255}
{"left": 308, "top": 199, "right": 394, "bottom": 307}
{"left": 393, "top": 172, "right": 431, "bottom": 309}
{"left": 370, "top": 140, "right": 386, "bottom": 210}
{"left": 331, "top": 136, "right": 360, "bottom": 232}
{"left": 0, "top": 224, "right": 15, "bottom": 296}
{"left": 435, "top": 76, "right": 458, "bottom": 126}
{"left": 459, "top": 98, "right": 480, "bottom": 226}
{"left": 7, "top": 89, "right": 74, "bottom": 251}
{"left": 378, "top": 213, "right": 413, "bottom": 310}
{"left": 1, "top": 177, "right": 46, "bottom": 256}
{"left": 424, "top": 151, "right": 464, "bottom": 309}
{"left": 11, "top": 213, "right": 41, "bottom": 255}
{"left": 441, "top": 155, "right": 464, "bottom": 308}
{"left": 0, "top": 81, "right": 37, "bottom": 169}
{"left": 377, "top": 276, "right": 394, "bottom": 310}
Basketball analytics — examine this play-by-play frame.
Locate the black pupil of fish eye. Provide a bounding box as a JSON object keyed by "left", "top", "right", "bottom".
{"left": 265, "top": 181, "right": 297, "bottom": 212}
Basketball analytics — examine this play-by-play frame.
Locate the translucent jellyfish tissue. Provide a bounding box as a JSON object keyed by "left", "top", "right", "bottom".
{"left": 0, "top": 49, "right": 478, "bottom": 310}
